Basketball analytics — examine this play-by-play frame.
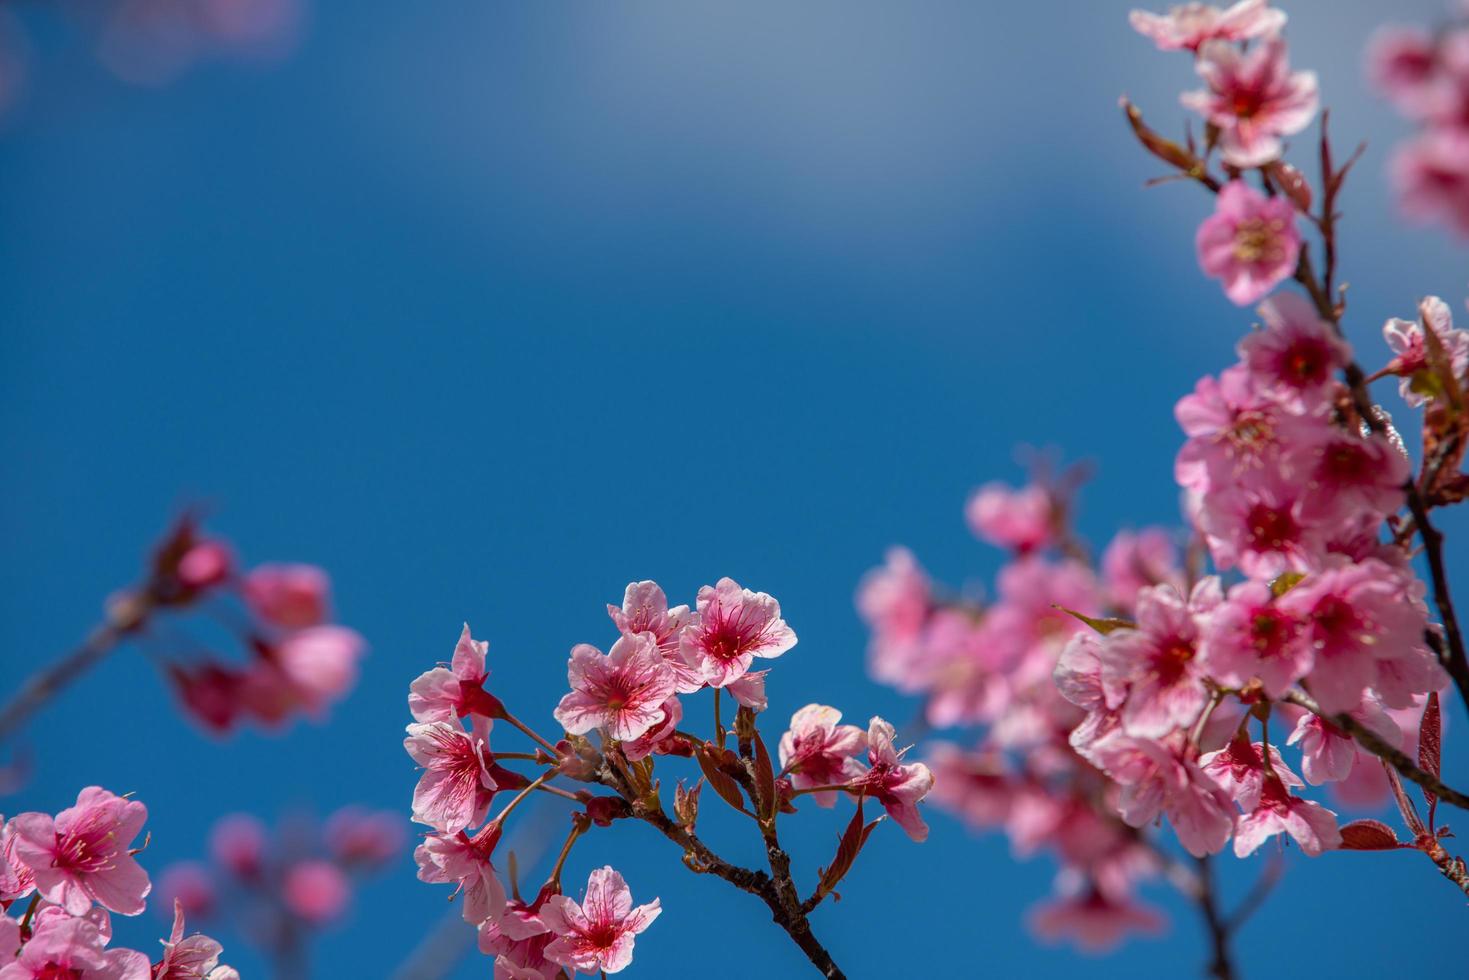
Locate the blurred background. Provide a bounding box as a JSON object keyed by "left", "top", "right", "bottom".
{"left": 2, "top": 0, "right": 1466, "bottom": 976}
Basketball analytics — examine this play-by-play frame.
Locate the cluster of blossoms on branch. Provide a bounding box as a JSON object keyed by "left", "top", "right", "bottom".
{"left": 155, "top": 806, "right": 402, "bottom": 974}
{"left": 0, "top": 515, "right": 365, "bottom": 745}
{"left": 0, "top": 786, "right": 236, "bottom": 979}
{"left": 862, "top": 0, "right": 1469, "bottom": 964}
{"left": 404, "top": 579, "right": 933, "bottom": 978}
{"left": 1369, "top": 1, "right": 1469, "bottom": 238}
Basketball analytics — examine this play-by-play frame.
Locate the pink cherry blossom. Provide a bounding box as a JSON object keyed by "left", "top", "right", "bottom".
{"left": 155, "top": 863, "right": 216, "bottom": 919}
{"left": 1285, "top": 697, "right": 1401, "bottom": 785}
{"left": 405, "top": 718, "right": 499, "bottom": 833}
{"left": 153, "top": 902, "right": 234, "bottom": 980}
{"left": 1030, "top": 886, "right": 1164, "bottom": 952}
{"left": 1093, "top": 736, "right": 1235, "bottom": 857}
{"left": 281, "top": 859, "right": 350, "bottom": 925}
{"left": 1182, "top": 38, "right": 1319, "bottom": 167}
{"left": 1389, "top": 129, "right": 1469, "bottom": 238}
{"left": 176, "top": 540, "right": 233, "bottom": 591}
{"left": 1232, "top": 776, "right": 1341, "bottom": 857}
{"left": 607, "top": 581, "right": 701, "bottom": 694}
{"left": 679, "top": 578, "right": 797, "bottom": 688}
{"left": 1278, "top": 559, "right": 1435, "bottom": 713}
{"left": 1100, "top": 528, "right": 1182, "bottom": 613}
{"left": 857, "top": 548, "right": 934, "bottom": 688}
{"left": 1290, "top": 427, "right": 1407, "bottom": 525}
{"left": 1382, "top": 296, "right": 1469, "bottom": 407}
{"left": 965, "top": 482, "right": 1053, "bottom": 552}
{"left": 1198, "top": 735, "right": 1301, "bottom": 810}
{"left": 620, "top": 696, "right": 683, "bottom": 762}
{"left": 0, "top": 817, "right": 35, "bottom": 904}
{"left": 540, "top": 867, "right": 660, "bottom": 975}
{"left": 208, "top": 815, "right": 266, "bottom": 879}
{"left": 479, "top": 891, "right": 557, "bottom": 980}
{"left": 415, "top": 827, "right": 508, "bottom": 925}
{"left": 1238, "top": 292, "right": 1350, "bottom": 410}
{"left": 725, "top": 670, "right": 769, "bottom": 713}
{"left": 409, "top": 624, "right": 492, "bottom": 723}
{"left": 1129, "top": 0, "right": 1284, "bottom": 52}
{"left": 241, "top": 563, "right": 330, "bottom": 628}
{"left": 923, "top": 743, "right": 1013, "bottom": 830}
{"left": 325, "top": 806, "right": 406, "bottom": 867}
{"left": 851, "top": 717, "right": 934, "bottom": 841}
{"left": 1100, "top": 583, "right": 1215, "bottom": 739}
{"left": 274, "top": 625, "right": 365, "bottom": 713}
{"left": 0, "top": 913, "right": 149, "bottom": 980}
{"left": 1198, "top": 579, "right": 1309, "bottom": 696}
{"left": 553, "top": 633, "right": 677, "bottom": 742}
{"left": 10, "top": 787, "right": 151, "bottom": 916}
{"left": 777, "top": 705, "right": 868, "bottom": 806}
{"left": 1175, "top": 365, "right": 1303, "bottom": 494}
{"left": 1196, "top": 469, "right": 1324, "bottom": 577}
{"left": 1196, "top": 181, "right": 1301, "bottom": 306}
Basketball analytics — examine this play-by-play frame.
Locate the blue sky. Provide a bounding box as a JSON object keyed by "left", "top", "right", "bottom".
{"left": 3, "top": 1, "right": 1467, "bottom": 977}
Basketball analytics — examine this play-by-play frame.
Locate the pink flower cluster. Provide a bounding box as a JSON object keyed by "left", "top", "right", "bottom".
{"left": 405, "top": 579, "right": 933, "bottom": 975}
{"left": 0, "top": 787, "right": 236, "bottom": 979}
{"left": 1369, "top": 8, "right": 1469, "bottom": 237}
{"left": 156, "top": 806, "right": 402, "bottom": 944}
{"left": 130, "top": 517, "right": 366, "bottom": 735}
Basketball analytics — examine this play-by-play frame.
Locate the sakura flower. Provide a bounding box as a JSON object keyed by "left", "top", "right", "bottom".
{"left": 1289, "top": 427, "right": 1407, "bottom": 524}
{"left": 241, "top": 563, "right": 330, "bottom": 628}
{"left": 777, "top": 705, "right": 868, "bottom": 806}
{"left": 1175, "top": 366, "right": 1301, "bottom": 493}
{"left": 415, "top": 827, "right": 507, "bottom": 925}
{"left": 1182, "top": 38, "right": 1319, "bottom": 167}
{"left": 1238, "top": 292, "right": 1350, "bottom": 409}
{"left": 607, "top": 581, "right": 700, "bottom": 693}
{"left": 857, "top": 548, "right": 934, "bottom": 689}
{"left": 153, "top": 902, "right": 234, "bottom": 980}
{"left": 281, "top": 859, "right": 350, "bottom": 925}
{"left": 155, "top": 863, "right": 215, "bottom": 919}
{"left": 851, "top": 717, "right": 934, "bottom": 841}
{"left": 965, "top": 482, "right": 1053, "bottom": 552}
{"left": 1389, "top": 130, "right": 1469, "bottom": 238}
{"left": 479, "top": 891, "right": 557, "bottom": 980}
{"left": 208, "top": 815, "right": 266, "bottom": 879}
{"left": 1368, "top": 25, "right": 1447, "bottom": 118}
{"left": 9, "top": 787, "right": 151, "bottom": 916}
{"left": 923, "top": 743, "right": 1013, "bottom": 830}
{"left": 1199, "top": 735, "right": 1301, "bottom": 810}
{"left": 1100, "top": 527, "right": 1182, "bottom": 613}
{"left": 1129, "top": 0, "right": 1284, "bottom": 52}
{"left": 1286, "top": 697, "right": 1401, "bottom": 785}
{"left": 0, "top": 913, "right": 149, "bottom": 980}
{"left": 1030, "top": 885, "right": 1164, "bottom": 952}
{"left": 679, "top": 578, "right": 797, "bottom": 688}
{"left": 1382, "top": 296, "right": 1469, "bottom": 407}
{"left": 176, "top": 541, "right": 233, "bottom": 591}
{"left": 409, "top": 624, "right": 492, "bottom": 723}
{"left": 1278, "top": 559, "right": 1434, "bottom": 713}
{"left": 541, "top": 867, "right": 660, "bottom": 975}
{"left": 404, "top": 718, "right": 498, "bottom": 833}
{"left": 620, "top": 696, "right": 683, "bottom": 762}
{"left": 1099, "top": 582, "right": 1216, "bottom": 739}
{"left": 274, "top": 625, "right": 365, "bottom": 713}
{"left": 1093, "top": 736, "right": 1235, "bottom": 857}
{"left": 553, "top": 633, "right": 677, "bottom": 742}
{"left": 325, "top": 806, "right": 406, "bottom": 867}
{"left": 726, "top": 670, "right": 769, "bottom": 713}
{"left": 1196, "top": 181, "right": 1301, "bottom": 306}
{"left": 1197, "top": 469, "right": 1324, "bottom": 577}
{"left": 1198, "top": 579, "right": 1309, "bottom": 696}
{"left": 1233, "top": 776, "right": 1341, "bottom": 857}
{"left": 0, "top": 817, "right": 35, "bottom": 904}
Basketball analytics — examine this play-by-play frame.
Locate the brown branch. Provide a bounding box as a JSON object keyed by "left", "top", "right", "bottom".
{"left": 1285, "top": 691, "right": 1469, "bottom": 811}
{"left": 1192, "top": 856, "right": 1237, "bottom": 980}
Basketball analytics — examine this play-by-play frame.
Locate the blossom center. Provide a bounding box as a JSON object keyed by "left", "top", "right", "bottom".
{"left": 1245, "top": 502, "right": 1298, "bottom": 551}
{"left": 1232, "top": 217, "right": 1286, "bottom": 262}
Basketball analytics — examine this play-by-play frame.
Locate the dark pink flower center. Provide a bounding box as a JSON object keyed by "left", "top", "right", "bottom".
{"left": 1278, "top": 339, "right": 1332, "bottom": 387}
{"left": 701, "top": 610, "right": 765, "bottom": 662}
{"left": 1318, "top": 440, "right": 1372, "bottom": 486}
{"left": 1232, "top": 217, "right": 1287, "bottom": 262}
{"left": 1245, "top": 502, "right": 1298, "bottom": 551}
{"left": 1153, "top": 638, "right": 1196, "bottom": 685}
{"left": 35, "top": 966, "right": 83, "bottom": 980}
{"left": 1310, "top": 595, "right": 1362, "bottom": 643}
{"left": 1248, "top": 608, "right": 1297, "bottom": 657}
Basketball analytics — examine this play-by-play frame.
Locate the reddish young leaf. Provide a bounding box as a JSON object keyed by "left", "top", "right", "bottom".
{"left": 752, "top": 732, "right": 778, "bottom": 822}
{"left": 1338, "top": 819, "right": 1402, "bottom": 851}
{"left": 815, "top": 797, "right": 882, "bottom": 902}
{"left": 1120, "top": 98, "right": 1201, "bottom": 174}
{"left": 1382, "top": 761, "right": 1426, "bottom": 836}
{"left": 1265, "top": 161, "right": 1313, "bottom": 213}
{"left": 1419, "top": 692, "right": 1442, "bottom": 830}
{"left": 695, "top": 743, "right": 749, "bottom": 816}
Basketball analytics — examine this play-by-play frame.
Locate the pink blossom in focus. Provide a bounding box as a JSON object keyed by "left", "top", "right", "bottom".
{"left": 0, "top": 913, "right": 149, "bottom": 980}
{"left": 242, "top": 563, "right": 330, "bottom": 628}
{"left": 1197, "top": 469, "right": 1323, "bottom": 577}
{"left": 679, "top": 578, "right": 797, "bottom": 689}
{"left": 1382, "top": 296, "right": 1469, "bottom": 406}
{"left": 1232, "top": 776, "right": 1341, "bottom": 857}
{"left": 620, "top": 696, "right": 683, "bottom": 762}
{"left": 281, "top": 859, "right": 349, "bottom": 925}
{"left": 153, "top": 902, "right": 233, "bottom": 980}
{"left": 607, "top": 581, "right": 701, "bottom": 694}
{"left": 1199, "top": 579, "right": 1309, "bottom": 696}
{"left": 409, "top": 624, "right": 492, "bottom": 724}
{"left": 852, "top": 717, "right": 934, "bottom": 841}
{"left": 415, "top": 829, "right": 507, "bottom": 925}
{"left": 479, "top": 892, "right": 557, "bottom": 979}
{"left": 1129, "top": 0, "right": 1284, "bottom": 52}
{"left": 1182, "top": 38, "right": 1319, "bottom": 167}
{"left": 1099, "top": 583, "right": 1216, "bottom": 739}
{"left": 553, "top": 633, "right": 677, "bottom": 742}
{"left": 1289, "top": 427, "right": 1407, "bottom": 524}
{"left": 1198, "top": 735, "right": 1301, "bottom": 810}
{"left": 0, "top": 817, "right": 35, "bottom": 904}
{"left": 777, "top": 705, "right": 868, "bottom": 806}
{"left": 1196, "top": 182, "right": 1301, "bottom": 306}
{"left": 1286, "top": 697, "right": 1401, "bottom": 786}
{"left": 9, "top": 787, "right": 151, "bottom": 916}
{"left": 965, "top": 482, "right": 1053, "bottom": 552}
{"left": 725, "top": 670, "right": 769, "bottom": 713}
{"left": 540, "top": 867, "right": 660, "bottom": 975}
{"left": 405, "top": 718, "right": 499, "bottom": 833}
{"left": 1174, "top": 366, "right": 1300, "bottom": 494}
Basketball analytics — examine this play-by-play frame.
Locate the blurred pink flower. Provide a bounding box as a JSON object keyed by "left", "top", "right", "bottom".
{"left": 1183, "top": 38, "right": 1318, "bottom": 167}
{"left": 281, "top": 859, "right": 350, "bottom": 925}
